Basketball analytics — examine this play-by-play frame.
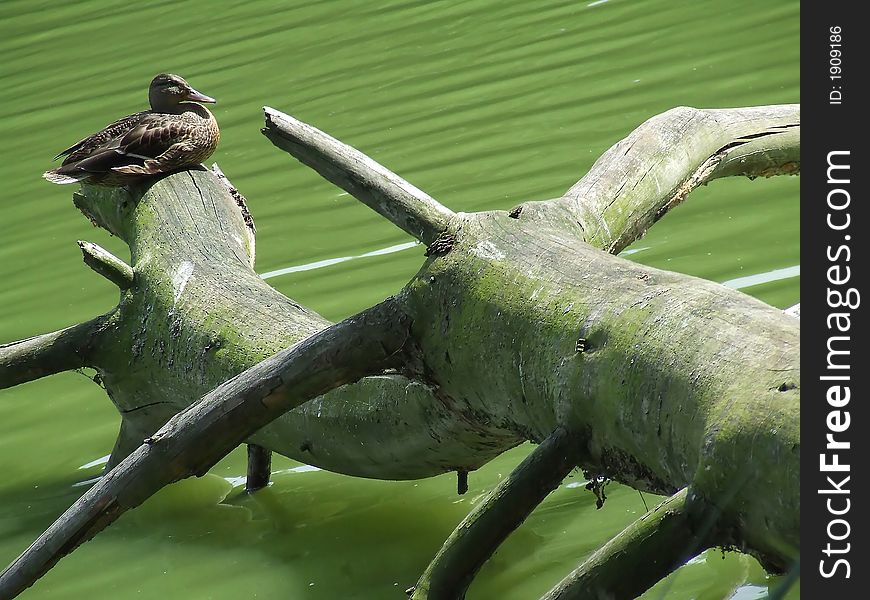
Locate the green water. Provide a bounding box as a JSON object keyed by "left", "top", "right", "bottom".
{"left": 0, "top": 1, "right": 799, "bottom": 598}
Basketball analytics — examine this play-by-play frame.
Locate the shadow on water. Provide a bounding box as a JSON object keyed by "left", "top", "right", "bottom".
{"left": 0, "top": 457, "right": 793, "bottom": 599}
{"left": 0, "top": 462, "right": 568, "bottom": 598}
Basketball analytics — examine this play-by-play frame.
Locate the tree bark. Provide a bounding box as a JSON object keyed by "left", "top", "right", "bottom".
{"left": 1, "top": 104, "right": 799, "bottom": 598}
{"left": 77, "top": 241, "right": 134, "bottom": 289}
{"left": 516, "top": 104, "right": 799, "bottom": 254}
{"left": 262, "top": 107, "right": 454, "bottom": 245}
{"left": 0, "top": 318, "right": 108, "bottom": 389}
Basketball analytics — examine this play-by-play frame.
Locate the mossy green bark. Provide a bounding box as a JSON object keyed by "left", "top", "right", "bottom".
{"left": 74, "top": 170, "right": 522, "bottom": 481}
{"left": 1, "top": 104, "right": 799, "bottom": 597}
{"left": 402, "top": 210, "right": 798, "bottom": 570}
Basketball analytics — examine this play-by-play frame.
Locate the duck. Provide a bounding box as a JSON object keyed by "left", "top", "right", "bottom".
{"left": 44, "top": 73, "right": 220, "bottom": 185}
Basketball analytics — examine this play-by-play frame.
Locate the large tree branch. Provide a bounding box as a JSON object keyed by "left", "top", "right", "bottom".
{"left": 540, "top": 487, "right": 714, "bottom": 600}
{"left": 411, "top": 427, "right": 581, "bottom": 600}
{"left": 262, "top": 106, "right": 455, "bottom": 245}
{"left": 0, "top": 300, "right": 412, "bottom": 599}
{"left": 518, "top": 105, "right": 799, "bottom": 254}
{"left": 1, "top": 317, "right": 108, "bottom": 390}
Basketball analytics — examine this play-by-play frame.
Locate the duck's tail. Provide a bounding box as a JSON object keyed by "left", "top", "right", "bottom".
{"left": 43, "top": 168, "right": 85, "bottom": 185}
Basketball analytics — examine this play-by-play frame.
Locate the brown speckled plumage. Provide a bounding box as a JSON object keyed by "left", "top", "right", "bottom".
{"left": 44, "top": 74, "right": 220, "bottom": 186}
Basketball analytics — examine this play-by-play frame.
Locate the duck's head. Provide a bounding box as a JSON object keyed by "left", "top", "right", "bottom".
{"left": 149, "top": 73, "right": 216, "bottom": 111}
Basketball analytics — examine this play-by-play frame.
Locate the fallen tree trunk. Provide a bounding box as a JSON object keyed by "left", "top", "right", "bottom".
{"left": 1, "top": 104, "right": 799, "bottom": 599}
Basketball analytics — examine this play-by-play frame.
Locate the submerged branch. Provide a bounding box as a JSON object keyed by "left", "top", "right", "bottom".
{"left": 77, "top": 241, "right": 134, "bottom": 290}
{"left": 0, "top": 317, "right": 108, "bottom": 390}
{"left": 0, "top": 300, "right": 412, "bottom": 598}
{"left": 412, "top": 427, "right": 581, "bottom": 600}
{"left": 262, "top": 106, "right": 455, "bottom": 245}
{"left": 245, "top": 444, "right": 272, "bottom": 492}
{"left": 540, "top": 488, "right": 713, "bottom": 600}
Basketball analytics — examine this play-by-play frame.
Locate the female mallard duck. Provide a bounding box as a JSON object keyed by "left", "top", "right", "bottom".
{"left": 44, "top": 73, "right": 219, "bottom": 185}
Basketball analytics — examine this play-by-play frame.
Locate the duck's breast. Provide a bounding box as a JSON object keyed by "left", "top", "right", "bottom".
{"left": 183, "top": 105, "right": 220, "bottom": 163}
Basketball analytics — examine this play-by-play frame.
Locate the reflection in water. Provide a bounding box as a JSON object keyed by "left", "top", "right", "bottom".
{"left": 731, "top": 584, "right": 770, "bottom": 600}
{"left": 260, "top": 241, "right": 420, "bottom": 279}
{"left": 722, "top": 265, "right": 800, "bottom": 290}
{"left": 262, "top": 238, "right": 798, "bottom": 301}
{"left": 77, "top": 455, "right": 110, "bottom": 470}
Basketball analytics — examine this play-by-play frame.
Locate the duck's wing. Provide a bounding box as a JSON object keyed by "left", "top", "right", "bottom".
{"left": 53, "top": 113, "right": 194, "bottom": 178}
{"left": 115, "top": 113, "right": 196, "bottom": 161}
{"left": 56, "top": 111, "right": 152, "bottom": 163}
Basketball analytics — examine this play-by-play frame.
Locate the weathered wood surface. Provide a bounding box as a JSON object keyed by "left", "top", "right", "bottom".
{"left": 1, "top": 104, "right": 799, "bottom": 599}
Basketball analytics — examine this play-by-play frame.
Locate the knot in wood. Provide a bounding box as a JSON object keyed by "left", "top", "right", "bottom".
{"left": 424, "top": 231, "right": 456, "bottom": 257}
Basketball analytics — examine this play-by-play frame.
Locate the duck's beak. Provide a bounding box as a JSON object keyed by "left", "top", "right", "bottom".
{"left": 185, "top": 87, "right": 216, "bottom": 103}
